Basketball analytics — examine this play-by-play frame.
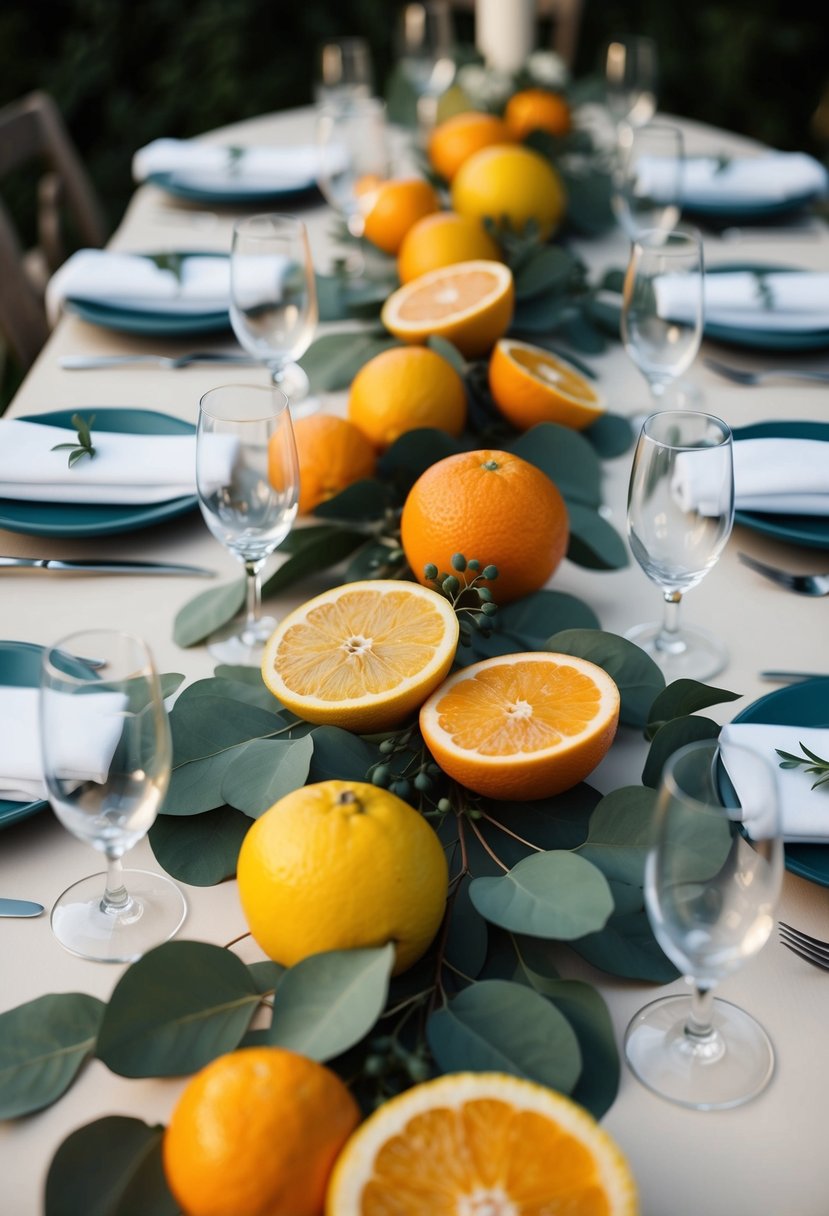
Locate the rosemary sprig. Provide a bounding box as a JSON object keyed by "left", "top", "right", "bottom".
{"left": 51, "top": 413, "right": 97, "bottom": 467}
{"left": 776, "top": 742, "right": 829, "bottom": 790}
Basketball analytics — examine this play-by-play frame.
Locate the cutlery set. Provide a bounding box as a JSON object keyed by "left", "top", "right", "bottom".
{"left": 0, "top": 556, "right": 214, "bottom": 576}
{"left": 703, "top": 356, "right": 829, "bottom": 385}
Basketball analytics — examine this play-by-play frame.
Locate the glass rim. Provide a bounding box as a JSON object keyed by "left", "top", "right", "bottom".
{"left": 660, "top": 737, "right": 728, "bottom": 816}
{"left": 41, "top": 628, "right": 155, "bottom": 685}
{"left": 231, "top": 213, "right": 309, "bottom": 239}
{"left": 199, "top": 383, "right": 291, "bottom": 423}
{"left": 632, "top": 225, "right": 703, "bottom": 252}
{"left": 640, "top": 409, "right": 732, "bottom": 450}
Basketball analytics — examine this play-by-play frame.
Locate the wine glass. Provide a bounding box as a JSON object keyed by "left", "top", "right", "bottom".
{"left": 315, "top": 95, "right": 390, "bottom": 244}
{"left": 395, "top": 1, "right": 456, "bottom": 137}
{"left": 612, "top": 122, "right": 685, "bottom": 240}
{"left": 315, "top": 36, "right": 374, "bottom": 107}
{"left": 229, "top": 213, "right": 318, "bottom": 406}
{"left": 621, "top": 226, "right": 704, "bottom": 410}
{"left": 604, "top": 35, "right": 658, "bottom": 129}
{"left": 40, "top": 629, "right": 185, "bottom": 963}
{"left": 625, "top": 737, "right": 783, "bottom": 1110}
{"left": 626, "top": 410, "right": 734, "bottom": 681}
{"left": 197, "top": 383, "right": 299, "bottom": 665}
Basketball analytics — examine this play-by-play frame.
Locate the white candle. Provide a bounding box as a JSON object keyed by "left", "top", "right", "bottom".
{"left": 475, "top": 0, "right": 536, "bottom": 75}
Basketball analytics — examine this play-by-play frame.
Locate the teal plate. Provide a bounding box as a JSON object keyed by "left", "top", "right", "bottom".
{"left": 732, "top": 420, "right": 829, "bottom": 549}
{"left": 684, "top": 189, "right": 821, "bottom": 222}
{"left": 727, "top": 679, "right": 829, "bottom": 886}
{"left": 0, "top": 408, "right": 197, "bottom": 538}
{"left": 704, "top": 263, "right": 829, "bottom": 352}
{"left": 65, "top": 298, "right": 230, "bottom": 337}
{"left": 0, "top": 640, "right": 92, "bottom": 829}
{"left": 146, "top": 171, "right": 320, "bottom": 206}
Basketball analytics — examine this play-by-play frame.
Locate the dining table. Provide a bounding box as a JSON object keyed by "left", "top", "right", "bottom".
{"left": 1, "top": 101, "right": 829, "bottom": 1216}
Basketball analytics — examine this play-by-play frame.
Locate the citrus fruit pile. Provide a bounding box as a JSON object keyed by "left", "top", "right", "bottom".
{"left": 237, "top": 778, "right": 449, "bottom": 973}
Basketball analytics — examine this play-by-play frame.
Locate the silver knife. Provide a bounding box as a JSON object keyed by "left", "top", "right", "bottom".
{"left": 0, "top": 556, "right": 215, "bottom": 577}
{"left": 760, "top": 670, "right": 829, "bottom": 683}
{"left": 59, "top": 353, "right": 258, "bottom": 370}
{"left": 0, "top": 898, "right": 44, "bottom": 918}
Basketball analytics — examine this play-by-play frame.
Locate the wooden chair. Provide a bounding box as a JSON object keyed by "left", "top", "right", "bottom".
{"left": 0, "top": 91, "right": 107, "bottom": 371}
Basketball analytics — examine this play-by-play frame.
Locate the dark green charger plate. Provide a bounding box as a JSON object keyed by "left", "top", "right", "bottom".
{"left": 705, "top": 263, "right": 829, "bottom": 352}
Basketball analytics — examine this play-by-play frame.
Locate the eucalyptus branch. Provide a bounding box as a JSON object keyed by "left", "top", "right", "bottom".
{"left": 776, "top": 742, "right": 829, "bottom": 790}
{"left": 477, "top": 807, "right": 544, "bottom": 852}
{"left": 51, "top": 412, "right": 96, "bottom": 467}
{"left": 466, "top": 815, "right": 510, "bottom": 873}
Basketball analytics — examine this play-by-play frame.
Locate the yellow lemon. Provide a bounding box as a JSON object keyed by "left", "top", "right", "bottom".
{"left": 451, "top": 144, "right": 567, "bottom": 239}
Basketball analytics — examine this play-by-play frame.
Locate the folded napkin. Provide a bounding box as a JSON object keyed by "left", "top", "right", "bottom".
{"left": 720, "top": 722, "right": 829, "bottom": 843}
{"left": 673, "top": 437, "right": 829, "bottom": 517}
{"left": 132, "top": 138, "right": 345, "bottom": 192}
{"left": 655, "top": 270, "right": 829, "bottom": 333}
{"left": 46, "top": 250, "right": 231, "bottom": 325}
{"left": 635, "top": 151, "right": 828, "bottom": 207}
{"left": 0, "top": 686, "right": 125, "bottom": 803}
{"left": 0, "top": 419, "right": 237, "bottom": 506}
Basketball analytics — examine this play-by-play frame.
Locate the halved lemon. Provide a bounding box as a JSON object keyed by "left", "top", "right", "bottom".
{"left": 261, "top": 580, "right": 459, "bottom": 732}
{"left": 489, "top": 338, "right": 607, "bottom": 432}
{"left": 419, "top": 652, "right": 620, "bottom": 800}
{"left": 325, "top": 1071, "right": 639, "bottom": 1215}
{"left": 381, "top": 259, "right": 514, "bottom": 359}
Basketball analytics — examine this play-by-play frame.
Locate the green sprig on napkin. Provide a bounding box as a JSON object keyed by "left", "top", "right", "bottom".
{"left": 50, "top": 413, "right": 96, "bottom": 467}
{"left": 776, "top": 742, "right": 829, "bottom": 790}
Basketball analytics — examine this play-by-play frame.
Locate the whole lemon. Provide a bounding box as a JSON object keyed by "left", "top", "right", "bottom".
{"left": 397, "top": 211, "right": 502, "bottom": 284}
{"left": 348, "top": 345, "right": 466, "bottom": 450}
{"left": 237, "top": 780, "right": 449, "bottom": 975}
{"left": 451, "top": 145, "right": 567, "bottom": 239}
{"left": 163, "top": 1047, "right": 360, "bottom": 1216}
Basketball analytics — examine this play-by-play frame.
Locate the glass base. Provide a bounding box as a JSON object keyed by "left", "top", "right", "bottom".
{"left": 206, "top": 612, "right": 278, "bottom": 665}
{"left": 625, "top": 994, "right": 775, "bottom": 1110}
{"left": 624, "top": 619, "right": 727, "bottom": 681}
{"left": 271, "top": 361, "right": 310, "bottom": 401}
{"left": 51, "top": 869, "right": 187, "bottom": 963}
{"left": 629, "top": 379, "right": 704, "bottom": 427}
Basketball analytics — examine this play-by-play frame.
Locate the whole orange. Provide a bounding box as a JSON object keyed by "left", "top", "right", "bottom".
{"left": 348, "top": 345, "right": 466, "bottom": 450}
{"left": 163, "top": 1047, "right": 360, "bottom": 1216}
{"left": 400, "top": 448, "right": 569, "bottom": 603}
{"left": 292, "top": 414, "right": 377, "bottom": 515}
{"left": 397, "top": 211, "right": 502, "bottom": 284}
{"left": 504, "top": 88, "right": 573, "bottom": 141}
{"left": 361, "top": 178, "right": 441, "bottom": 255}
{"left": 427, "top": 111, "right": 515, "bottom": 181}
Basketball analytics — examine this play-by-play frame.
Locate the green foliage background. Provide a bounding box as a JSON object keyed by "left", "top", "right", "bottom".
{"left": 0, "top": 0, "right": 824, "bottom": 237}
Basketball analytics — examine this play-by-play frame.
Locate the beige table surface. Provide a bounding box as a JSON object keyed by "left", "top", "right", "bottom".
{"left": 1, "top": 106, "right": 829, "bottom": 1216}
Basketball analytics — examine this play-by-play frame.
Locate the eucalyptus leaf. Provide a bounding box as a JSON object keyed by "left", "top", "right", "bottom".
{"left": 646, "top": 679, "right": 740, "bottom": 737}
{"left": 45, "top": 1117, "right": 177, "bottom": 1216}
{"left": 586, "top": 294, "right": 622, "bottom": 339}
{"left": 559, "top": 166, "right": 615, "bottom": 236}
{"left": 213, "top": 663, "right": 269, "bottom": 684}
{"left": 96, "top": 941, "right": 262, "bottom": 1077}
{"left": 159, "top": 673, "right": 185, "bottom": 700}
{"left": 570, "top": 909, "right": 679, "bottom": 982}
{"left": 495, "top": 591, "right": 601, "bottom": 649}
{"left": 308, "top": 725, "right": 380, "bottom": 783}
{"left": 426, "top": 334, "right": 467, "bottom": 374}
{"left": 345, "top": 540, "right": 405, "bottom": 581}
{"left": 510, "top": 293, "right": 575, "bottom": 334}
{"left": 513, "top": 245, "right": 578, "bottom": 301}
{"left": 0, "top": 993, "right": 104, "bottom": 1118}
{"left": 524, "top": 977, "right": 619, "bottom": 1119}
{"left": 267, "top": 945, "right": 395, "bottom": 1061}
{"left": 170, "top": 695, "right": 286, "bottom": 766}
{"left": 474, "top": 783, "right": 599, "bottom": 865}
{"left": 558, "top": 311, "right": 608, "bottom": 354}
{"left": 378, "top": 428, "right": 464, "bottom": 489}
{"left": 163, "top": 748, "right": 244, "bottom": 815}
{"left": 316, "top": 271, "right": 392, "bottom": 322}
{"left": 221, "top": 735, "right": 314, "bottom": 816}
{"left": 642, "top": 716, "right": 721, "bottom": 789}
{"left": 298, "top": 330, "right": 400, "bottom": 392}
{"left": 312, "top": 478, "right": 393, "bottom": 521}
{"left": 172, "top": 578, "right": 246, "bottom": 648}
{"left": 580, "top": 785, "right": 660, "bottom": 886}
{"left": 170, "top": 674, "right": 279, "bottom": 714}
{"left": 509, "top": 423, "right": 601, "bottom": 508}
{"left": 566, "top": 503, "right": 629, "bottom": 570}
{"left": 547, "top": 629, "right": 665, "bottom": 728}
{"left": 248, "top": 960, "right": 286, "bottom": 994}
{"left": 469, "top": 850, "right": 613, "bottom": 940}
{"left": 261, "top": 526, "right": 367, "bottom": 598}
{"left": 148, "top": 804, "right": 250, "bottom": 885}
{"left": 427, "top": 979, "right": 582, "bottom": 1094}
{"left": 445, "top": 875, "right": 488, "bottom": 980}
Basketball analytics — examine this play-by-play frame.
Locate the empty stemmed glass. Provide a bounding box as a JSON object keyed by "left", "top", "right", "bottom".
{"left": 197, "top": 384, "right": 299, "bottom": 665}
{"left": 604, "top": 35, "right": 658, "bottom": 129}
{"left": 396, "top": 1, "right": 456, "bottom": 137}
{"left": 40, "top": 629, "right": 185, "bottom": 963}
{"left": 625, "top": 738, "right": 783, "bottom": 1109}
{"left": 612, "top": 122, "right": 685, "bottom": 240}
{"left": 315, "top": 95, "right": 390, "bottom": 248}
{"left": 315, "top": 36, "right": 373, "bottom": 107}
{"left": 229, "top": 213, "right": 318, "bottom": 407}
{"left": 621, "top": 226, "right": 704, "bottom": 410}
{"left": 626, "top": 410, "right": 734, "bottom": 681}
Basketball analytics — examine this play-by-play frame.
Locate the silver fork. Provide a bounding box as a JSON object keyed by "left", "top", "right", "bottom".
{"left": 779, "top": 922, "right": 829, "bottom": 971}
{"left": 737, "top": 551, "right": 829, "bottom": 596}
{"left": 703, "top": 356, "right": 829, "bottom": 386}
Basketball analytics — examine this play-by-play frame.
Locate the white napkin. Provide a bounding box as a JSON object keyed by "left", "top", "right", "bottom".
{"left": 132, "top": 137, "right": 342, "bottom": 193}
{"left": 635, "top": 151, "right": 828, "bottom": 207}
{"left": 0, "top": 419, "right": 237, "bottom": 506}
{"left": 673, "top": 437, "right": 829, "bottom": 517}
{"left": 0, "top": 686, "right": 125, "bottom": 803}
{"left": 46, "top": 250, "right": 231, "bottom": 325}
{"left": 655, "top": 269, "right": 829, "bottom": 333}
{"left": 720, "top": 722, "right": 829, "bottom": 843}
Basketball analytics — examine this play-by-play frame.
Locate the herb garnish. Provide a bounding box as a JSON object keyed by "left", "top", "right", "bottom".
{"left": 51, "top": 413, "right": 96, "bottom": 467}
{"left": 776, "top": 742, "right": 829, "bottom": 789}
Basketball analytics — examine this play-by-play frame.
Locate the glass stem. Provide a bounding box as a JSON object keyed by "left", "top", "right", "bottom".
{"left": 653, "top": 589, "right": 684, "bottom": 654}
{"left": 685, "top": 983, "right": 715, "bottom": 1040}
{"left": 244, "top": 559, "right": 265, "bottom": 636}
{"left": 101, "top": 855, "right": 131, "bottom": 915}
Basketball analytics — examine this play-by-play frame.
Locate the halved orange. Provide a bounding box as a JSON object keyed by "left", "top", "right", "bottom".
{"left": 325, "top": 1071, "right": 639, "bottom": 1215}
{"left": 420, "top": 652, "right": 620, "bottom": 800}
{"left": 381, "top": 260, "right": 514, "bottom": 359}
{"left": 489, "top": 338, "right": 606, "bottom": 432}
{"left": 261, "top": 580, "right": 459, "bottom": 732}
